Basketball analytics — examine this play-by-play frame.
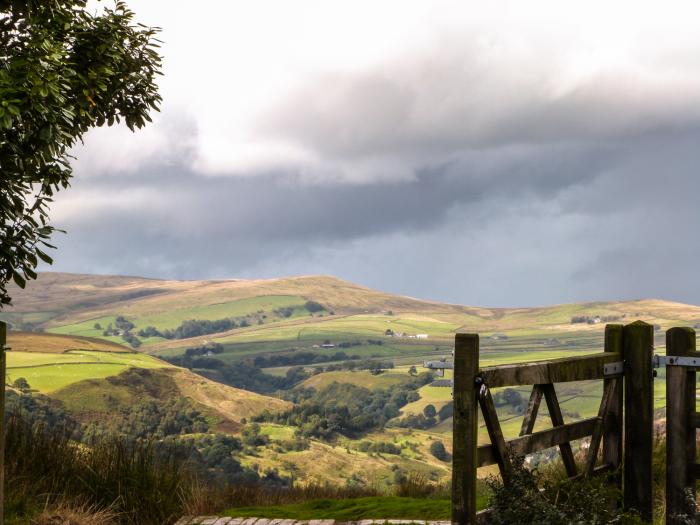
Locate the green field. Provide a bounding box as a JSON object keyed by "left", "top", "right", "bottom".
{"left": 301, "top": 369, "right": 413, "bottom": 390}
{"left": 6, "top": 349, "right": 171, "bottom": 392}
{"left": 47, "top": 294, "right": 314, "bottom": 345}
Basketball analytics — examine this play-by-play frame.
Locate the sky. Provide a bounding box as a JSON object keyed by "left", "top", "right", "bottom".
{"left": 48, "top": 0, "right": 700, "bottom": 307}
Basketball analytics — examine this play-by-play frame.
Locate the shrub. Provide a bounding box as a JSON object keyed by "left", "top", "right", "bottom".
{"left": 304, "top": 301, "right": 325, "bottom": 313}
{"left": 438, "top": 402, "right": 453, "bottom": 421}
{"left": 429, "top": 440, "right": 448, "bottom": 461}
{"left": 486, "top": 455, "right": 641, "bottom": 525}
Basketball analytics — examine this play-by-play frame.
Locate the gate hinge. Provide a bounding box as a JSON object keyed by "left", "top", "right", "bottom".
{"left": 653, "top": 354, "right": 700, "bottom": 368}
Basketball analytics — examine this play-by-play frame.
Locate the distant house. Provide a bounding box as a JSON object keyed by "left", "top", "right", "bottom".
{"left": 321, "top": 343, "right": 335, "bottom": 348}
{"left": 415, "top": 334, "right": 428, "bottom": 339}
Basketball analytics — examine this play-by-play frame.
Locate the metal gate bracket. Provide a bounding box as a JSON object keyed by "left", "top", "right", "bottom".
{"left": 603, "top": 361, "right": 624, "bottom": 377}
{"left": 653, "top": 354, "right": 700, "bottom": 368}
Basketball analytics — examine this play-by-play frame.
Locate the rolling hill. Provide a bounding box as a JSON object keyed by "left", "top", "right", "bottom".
{"left": 2, "top": 272, "right": 697, "bottom": 486}
{"left": 3, "top": 272, "right": 699, "bottom": 366}
{"left": 4, "top": 330, "right": 290, "bottom": 432}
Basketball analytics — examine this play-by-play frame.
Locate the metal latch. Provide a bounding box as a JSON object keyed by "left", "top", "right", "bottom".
{"left": 653, "top": 354, "right": 700, "bottom": 368}
{"left": 603, "top": 361, "right": 624, "bottom": 377}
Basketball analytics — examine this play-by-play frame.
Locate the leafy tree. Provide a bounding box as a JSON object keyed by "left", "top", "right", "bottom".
{"left": 0, "top": 0, "right": 162, "bottom": 306}
{"left": 408, "top": 365, "right": 417, "bottom": 376}
{"left": 423, "top": 403, "right": 437, "bottom": 418}
{"left": 11, "top": 377, "right": 30, "bottom": 392}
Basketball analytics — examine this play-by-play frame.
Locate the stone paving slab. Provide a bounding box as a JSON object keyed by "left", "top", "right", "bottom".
{"left": 177, "top": 519, "right": 448, "bottom": 525}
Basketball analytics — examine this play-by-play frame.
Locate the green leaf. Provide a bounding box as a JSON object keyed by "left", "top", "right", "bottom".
{"left": 12, "top": 272, "right": 26, "bottom": 289}
{"left": 35, "top": 249, "right": 54, "bottom": 264}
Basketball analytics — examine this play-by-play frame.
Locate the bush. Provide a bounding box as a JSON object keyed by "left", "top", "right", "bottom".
{"left": 486, "top": 455, "right": 641, "bottom": 524}
{"left": 438, "top": 402, "right": 453, "bottom": 421}
{"left": 304, "top": 300, "right": 325, "bottom": 313}
{"left": 429, "top": 440, "right": 448, "bottom": 461}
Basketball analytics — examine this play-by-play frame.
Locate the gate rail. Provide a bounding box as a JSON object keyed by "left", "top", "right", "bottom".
{"left": 443, "top": 322, "right": 665, "bottom": 524}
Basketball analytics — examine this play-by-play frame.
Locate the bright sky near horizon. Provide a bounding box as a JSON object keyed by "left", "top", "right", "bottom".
{"left": 48, "top": 0, "right": 700, "bottom": 307}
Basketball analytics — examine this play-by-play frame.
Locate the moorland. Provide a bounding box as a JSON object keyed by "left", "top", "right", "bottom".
{"left": 1, "top": 272, "right": 696, "bottom": 521}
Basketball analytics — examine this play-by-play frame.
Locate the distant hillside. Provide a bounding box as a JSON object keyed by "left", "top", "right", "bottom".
{"left": 4, "top": 273, "right": 697, "bottom": 488}
{"left": 2, "top": 273, "right": 699, "bottom": 362}
{"left": 4, "top": 331, "right": 290, "bottom": 432}
{"left": 54, "top": 367, "right": 291, "bottom": 432}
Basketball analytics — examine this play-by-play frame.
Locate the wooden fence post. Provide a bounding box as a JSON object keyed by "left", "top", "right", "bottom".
{"left": 603, "top": 324, "right": 624, "bottom": 484}
{"left": 452, "top": 333, "right": 479, "bottom": 525}
{"left": 0, "top": 321, "right": 6, "bottom": 525}
{"left": 623, "top": 321, "right": 654, "bottom": 522}
{"left": 665, "top": 327, "right": 696, "bottom": 525}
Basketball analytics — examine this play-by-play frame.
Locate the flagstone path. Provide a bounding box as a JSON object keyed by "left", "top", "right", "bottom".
{"left": 175, "top": 518, "right": 451, "bottom": 525}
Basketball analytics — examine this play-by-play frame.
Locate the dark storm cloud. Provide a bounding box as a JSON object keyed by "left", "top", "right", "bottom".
{"left": 50, "top": 122, "right": 700, "bottom": 306}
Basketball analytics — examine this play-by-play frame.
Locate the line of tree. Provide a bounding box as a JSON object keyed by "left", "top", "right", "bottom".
{"left": 253, "top": 373, "right": 434, "bottom": 439}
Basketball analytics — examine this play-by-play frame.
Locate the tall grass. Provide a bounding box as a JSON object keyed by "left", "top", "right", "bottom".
{"left": 185, "top": 481, "right": 381, "bottom": 515}
{"left": 5, "top": 413, "right": 195, "bottom": 525}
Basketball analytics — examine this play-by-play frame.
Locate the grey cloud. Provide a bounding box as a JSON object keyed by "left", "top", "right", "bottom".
{"left": 47, "top": 123, "right": 700, "bottom": 306}
{"left": 44, "top": 32, "right": 700, "bottom": 306}
{"left": 261, "top": 42, "right": 700, "bottom": 167}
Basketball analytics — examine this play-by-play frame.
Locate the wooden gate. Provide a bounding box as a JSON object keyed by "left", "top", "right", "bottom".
{"left": 446, "top": 322, "right": 656, "bottom": 524}
{"left": 665, "top": 326, "right": 698, "bottom": 524}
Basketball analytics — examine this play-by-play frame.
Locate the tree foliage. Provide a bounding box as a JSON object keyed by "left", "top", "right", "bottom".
{"left": 0, "top": 0, "right": 162, "bottom": 305}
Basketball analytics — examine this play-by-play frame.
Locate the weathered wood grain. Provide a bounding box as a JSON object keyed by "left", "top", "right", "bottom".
{"left": 623, "top": 321, "right": 654, "bottom": 522}
{"left": 666, "top": 326, "right": 696, "bottom": 525}
{"left": 451, "top": 333, "right": 479, "bottom": 525}
{"left": 479, "top": 352, "right": 621, "bottom": 387}
{"left": 477, "top": 417, "right": 599, "bottom": 467}
{"left": 519, "top": 385, "right": 543, "bottom": 436}
{"left": 540, "top": 383, "right": 577, "bottom": 478}
{"left": 584, "top": 377, "right": 618, "bottom": 476}
{"left": 478, "top": 384, "right": 512, "bottom": 481}
{"left": 602, "top": 324, "right": 623, "bottom": 487}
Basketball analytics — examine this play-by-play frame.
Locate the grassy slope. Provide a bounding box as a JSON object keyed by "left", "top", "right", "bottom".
{"left": 300, "top": 369, "right": 413, "bottom": 390}
{"left": 1, "top": 272, "right": 697, "bottom": 486}
{"left": 224, "top": 497, "right": 457, "bottom": 520}
{"left": 5, "top": 331, "right": 170, "bottom": 393}
{"left": 54, "top": 367, "right": 291, "bottom": 430}
{"left": 4, "top": 274, "right": 699, "bottom": 358}
{"left": 6, "top": 331, "right": 130, "bottom": 353}
{"left": 3, "top": 331, "right": 290, "bottom": 432}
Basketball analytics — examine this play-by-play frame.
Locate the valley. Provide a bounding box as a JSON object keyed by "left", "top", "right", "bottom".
{"left": 1, "top": 272, "right": 696, "bottom": 488}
